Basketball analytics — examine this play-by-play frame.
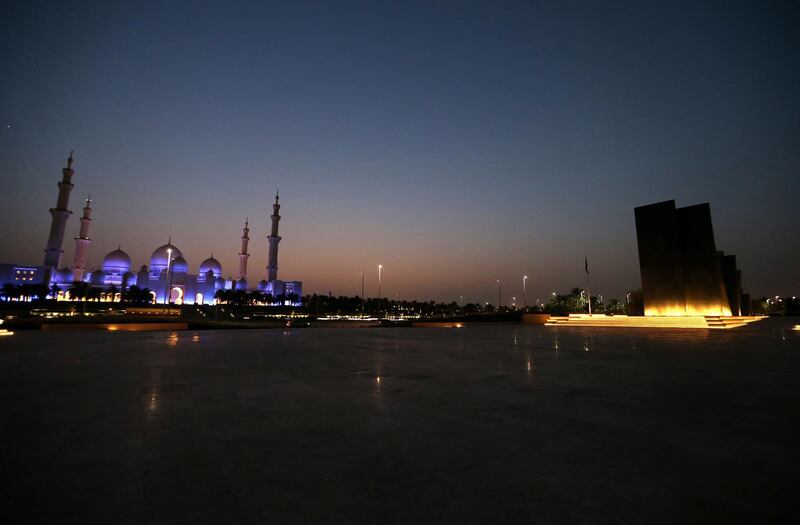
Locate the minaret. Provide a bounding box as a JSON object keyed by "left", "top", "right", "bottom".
{"left": 43, "top": 152, "right": 76, "bottom": 275}
{"left": 71, "top": 195, "right": 93, "bottom": 282}
{"left": 266, "top": 192, "right": 281, "bottom": 282}
{"left": 238, "top": 217, "right": 250, "bottom": 281}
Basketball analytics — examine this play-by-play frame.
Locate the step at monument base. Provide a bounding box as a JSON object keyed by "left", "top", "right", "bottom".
{"left": 544, "top": 314, "right": 764, "bottom": 329}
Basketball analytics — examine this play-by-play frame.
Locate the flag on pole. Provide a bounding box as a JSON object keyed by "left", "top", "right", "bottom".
{"left": 585, "top": 256, "right": 589, "bottom": 274}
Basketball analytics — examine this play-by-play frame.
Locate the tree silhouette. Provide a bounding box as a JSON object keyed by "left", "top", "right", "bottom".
{"left": 214, "top": 289, "right": 229, "bottom": 304}
{"left": 247, "top": 290, "right": 263, "bottom": 305}
{"left": 27, "top": 283, "right": 50, "bottom": 301}
{"left": 86, "top": 287, "right": 102, "bottom": 302}
{"left": 2, "top": 283, "right": 18, "bottom": 302}
{"left": 69, "top": 281, "right": 89, "bottom": 301}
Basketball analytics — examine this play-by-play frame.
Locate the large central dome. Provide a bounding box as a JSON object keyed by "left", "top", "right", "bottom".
{"left": 171, "top": 256, "right": 189, "bottom": 274}
{"left": 150, "top": 243, "right": 183, "bottom": 269}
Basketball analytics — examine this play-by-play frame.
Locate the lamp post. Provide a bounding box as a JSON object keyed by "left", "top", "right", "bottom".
{"left": 162, "top": 248, "right": 172, "bottom": 311}
{"left": 360, "top": 269, "right": 365, "bottom": 318}
{"left": 497, "top": 280, "right": 502, "bottom": 310}
{"left": 377, "top": 264, "right": 383, "bottom": 318}
{"left": 522, "top": 275, "right": 528, "bottom": 310}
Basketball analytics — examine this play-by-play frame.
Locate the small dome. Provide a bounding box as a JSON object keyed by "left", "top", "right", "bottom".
{"left": 55, "top": 268, "right": 74, "bottom": 283}
{"left": 90, "top": 269, "right": 105, "bottom": 284}
{"left": 198, "top": 256, "right": 222, "bottom": 278}
{"left": 171, "top": 256, "right": 188, "bottom": 274}
{"left": 102, "top": 248, "right": 132, "bottom": 271}
{"left": 150, "top": 243, "right": 183, "bottom": 269}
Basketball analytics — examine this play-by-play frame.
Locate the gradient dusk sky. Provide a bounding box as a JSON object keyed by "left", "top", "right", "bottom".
{"left": 1, "top": 0, "right": 798, "bottom": 303}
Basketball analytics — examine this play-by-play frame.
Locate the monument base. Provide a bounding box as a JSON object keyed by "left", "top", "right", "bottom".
{"left": 544, "top": 314, "right": 764, "bottom": 329}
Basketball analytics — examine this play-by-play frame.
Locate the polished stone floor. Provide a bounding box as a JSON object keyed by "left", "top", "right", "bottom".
{"left": 1, "top": 320, "right": 799, "bottom": 523}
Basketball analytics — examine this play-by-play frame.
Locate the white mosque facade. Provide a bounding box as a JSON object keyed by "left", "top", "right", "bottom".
{"left": 0, "top": 154, "right": 302, "bottom": 305}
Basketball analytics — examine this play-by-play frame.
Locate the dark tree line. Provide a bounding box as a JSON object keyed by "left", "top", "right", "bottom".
{"left": 298, "top": 290, "right": 635, "bottom": 318}
{"left": 0, "top": 282, "right": 157, "bottom": 304}
{"left": 1, "top": 282, "right": 50, "bottom": 301}
{"left": 213, "top": 289, "right": 300, "bottom": 306}
{"left": 302, "top": 294, "right": 489, "bottom": 318}
{"left": 543, "top": 287, "right": 632, "bottom": 315}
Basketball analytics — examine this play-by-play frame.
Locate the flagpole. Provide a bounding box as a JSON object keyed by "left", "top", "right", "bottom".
{"left": 585, "top": 256, "right": 592, "bottom": 316}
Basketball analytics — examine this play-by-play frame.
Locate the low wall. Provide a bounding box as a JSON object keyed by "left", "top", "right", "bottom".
{"left": 42, "top": 322, "right": 188, "bottom": 331}
{"left": 521, "top": 314, "right": 550, "bottom": 325}
{"left": 411, "top": 321, "right": 465, "bottom": 328}
{"left": 126, "top": 307, "right": 181, "bottom": 316}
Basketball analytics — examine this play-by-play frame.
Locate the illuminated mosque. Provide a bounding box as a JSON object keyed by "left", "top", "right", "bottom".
{"left": 0, "top": 153, "right": 302, "bottom": 305}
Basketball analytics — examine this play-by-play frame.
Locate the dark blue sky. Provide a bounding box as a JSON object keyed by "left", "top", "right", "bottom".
{"left": 1, "top": 0, "right": 798, "bottom": 302}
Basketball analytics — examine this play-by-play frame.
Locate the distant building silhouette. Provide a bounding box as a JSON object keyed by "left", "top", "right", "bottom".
{"left": 634, "top": 200, "right": 747, "bottom": 316}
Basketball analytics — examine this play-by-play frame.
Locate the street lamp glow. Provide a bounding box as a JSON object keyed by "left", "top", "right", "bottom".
{"left": 163, "top": 247, "right": 173, "bottom": 306}
{"left": 377, "top": 264, "right": 383, "bottom": 318}
{"left": 360, "top": 269, "right": 365, "bottom": 317}
{"left": 522, "top": 275, "right": 528, "bottom": 310}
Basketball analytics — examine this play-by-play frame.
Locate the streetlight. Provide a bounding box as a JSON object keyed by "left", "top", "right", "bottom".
{"left": 360, "top": 269, "right": 365, "bottom": 318}
{"left": 377, "top": 264, "right": 383, "bottom": 318}
{"left": 522, "top": 275, "right": 528, "bottom": 310}
{"left": 162, "top": 247, "right": 173, "bottom": 309}
{"left": 497, "top": 279, "right": 502, "bottom": 309}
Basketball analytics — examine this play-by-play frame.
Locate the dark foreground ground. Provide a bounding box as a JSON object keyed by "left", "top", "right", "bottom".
{"left": 1, "top": 319, "right": 799, "bottom": 523}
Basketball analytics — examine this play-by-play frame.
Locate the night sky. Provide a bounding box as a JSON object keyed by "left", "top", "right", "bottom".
{"left": 1, "top": 0, "right": 798, "bottom": 303}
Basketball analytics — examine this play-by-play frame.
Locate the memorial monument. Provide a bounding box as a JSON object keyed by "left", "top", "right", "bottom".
{"left": 634, "top": 199, "right": 745, "bottom": 317}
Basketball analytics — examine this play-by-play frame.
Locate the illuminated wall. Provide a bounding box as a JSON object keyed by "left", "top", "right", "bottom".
{"left": 635, "top": 200, "right": 740, "bottom": 317}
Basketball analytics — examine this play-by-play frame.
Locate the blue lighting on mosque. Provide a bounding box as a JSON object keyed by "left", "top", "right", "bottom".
{"left": 0, "top": 154, "right": 302, "bottom": 305}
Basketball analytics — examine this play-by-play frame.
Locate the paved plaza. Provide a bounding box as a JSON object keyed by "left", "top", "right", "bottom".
{"left": 1, "top": 320, "right": 798, "bottom": 523}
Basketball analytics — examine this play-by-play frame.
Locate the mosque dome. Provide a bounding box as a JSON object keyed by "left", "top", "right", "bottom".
{"left": 90, "top": 269, "right": 105, "bottom": 285}
{"left": 198, "top": 256, "right": 222, "bottom": 278}
{"left": 150, "top": 242, "right": 183, "bottom": 269}
{"left": 55, "top": 268, "right": 74, "bottom": 284}
{"left": 102, "top": 248, "right": 132, "bottom": 272}
{"left": 171, "top": 256, "right": 189, "bottom": 274}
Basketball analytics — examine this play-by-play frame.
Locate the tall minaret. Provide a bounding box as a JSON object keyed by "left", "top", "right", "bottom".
{"left": 43, "top": 152, "right": 76, "bottom": 274}
{"left": 238, "top": 217, "right": 250, "bottom": 281}
{"left": 71, "top": 195, "right": 93, "bottom": 282}
{"left": 266, "top": 192, "right": 281, "bottom": 282}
